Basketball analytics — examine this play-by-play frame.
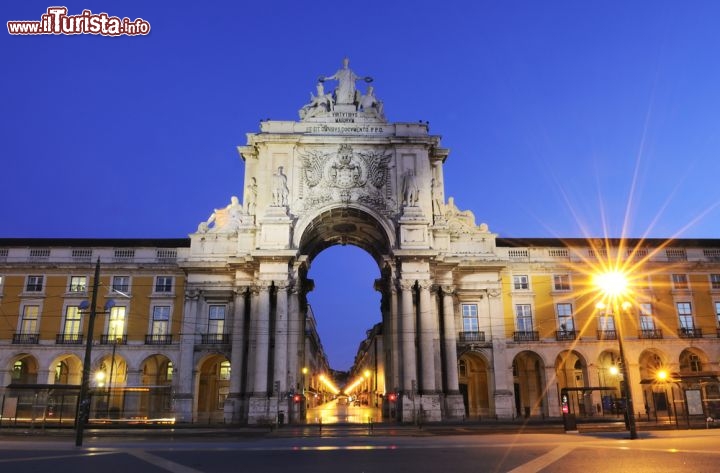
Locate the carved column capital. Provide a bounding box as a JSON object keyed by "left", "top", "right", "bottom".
{"left": 418, "top": 280, "right": 433, "bottom": 291}
{"left": 184, "top": 289, "right": 200, "bottom": 301}
{"left": 441, "top": 285, "right": 456, "bottom": 295}
{"left": 398, "top": 279, "right": 416, "bottom": 291}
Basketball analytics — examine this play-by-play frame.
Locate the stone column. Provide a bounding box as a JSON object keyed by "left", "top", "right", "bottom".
{"left": 390, "top": 283, "right": 401, "bottom": 392}
{"left": 544, "top": 366, "right": 560, "bottom": 417}
{"left": 175, "top": 290, "right": 199, "bottom": 422}
{"left": 418, "top": 280, "right": 436, "bottom": 393}
{"left": 253, "top": 282, "right": 271, "bottom": 395}
{"left": 273, "top": 282, "right": 289, "bottom": 393}
{"left": 287, "top": 283, "right": 300, "bottom": 393}
{"left": 399, "top": 279, "right": 417, "bottom": 392}
{"left": 441, "top": 286, "right": 460, "bottom": 394}
{"left": 227, "top": 287, "right": 247, "bottom": 422}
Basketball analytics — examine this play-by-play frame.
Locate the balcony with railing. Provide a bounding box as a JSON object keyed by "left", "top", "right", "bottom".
{"left": 56, "top": 333, "right": 84, "bottom": 345}
{"left": 555, "top": 330, "right": 576, "bottom": 341}
{"left": 639, "top": 329, "right": 663, "bottom": 339}
{"left": 458, "top": 331, "right": 486, "bottom": 343}
{"left": 200, "top": 333, "right": 229, "bottom": 344}
{"left": 99, "top": 334, "right": 128, "bottom": 345}
{"left": 678, "top": 327, "right": 702, "bottom": 339}
{"left": 12, "top": 333, "right": 39, "bottom": 344}
{"left": 145, "top": 334, "right": 173, "bottom": 345}
{"left": 513, "top": 331, "right": 539, "bottom": 342}
{"left": 597, "top": 329, "right": 617, "bottom": 340}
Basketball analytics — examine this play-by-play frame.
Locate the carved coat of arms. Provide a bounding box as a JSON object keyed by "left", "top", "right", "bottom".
{"left": 299, "top": 144, "right": 392, "bottom": 210}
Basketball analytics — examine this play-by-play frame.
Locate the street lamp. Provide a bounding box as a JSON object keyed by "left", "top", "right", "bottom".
{"left": 75, "top": 259, "right": 115, "bottom": 447}
{"left": 595, "top": 270, "right": 638, "bottom": 440}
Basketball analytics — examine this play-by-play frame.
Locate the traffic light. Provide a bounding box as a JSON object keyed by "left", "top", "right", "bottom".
{"left": 293, "top": 394, "right": 302, "bottom": 403}
{"left": 387, "top": 392, "right": 397, "bottom": 402}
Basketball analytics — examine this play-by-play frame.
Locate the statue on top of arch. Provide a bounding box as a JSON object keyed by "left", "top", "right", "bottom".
{"left": 299, "top": 57, "right": 385, "bottom": 120}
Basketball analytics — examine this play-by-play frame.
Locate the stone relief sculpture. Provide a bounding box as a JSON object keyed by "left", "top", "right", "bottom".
{"left": 272, "top": 166, "right": 290, "bottom": 207}
{"left": 319, "top": 57, "right": 373, "bottom": 106}
{"left": 298, "top": 144, "right": 392, "bottom": 211}
{"left": 243, "top": 177, "right": 257, "bottom": 216}
{"left": 402, "top": 170, "right": 419, "bottom": 206}
{"left": 431, "top": 178, "right": 444, "bottom": 217}
{"left": 198, "top": 195, "right": 246, "bottom": 233}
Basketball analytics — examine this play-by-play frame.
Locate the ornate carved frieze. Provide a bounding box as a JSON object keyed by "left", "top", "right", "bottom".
{"left": 298, "top": 144, "right": 392, "bottom": 212}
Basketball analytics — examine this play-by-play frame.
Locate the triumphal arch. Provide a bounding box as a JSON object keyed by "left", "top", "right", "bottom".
{"left": 178, "top": 58, "right": 507, "bottom": 423}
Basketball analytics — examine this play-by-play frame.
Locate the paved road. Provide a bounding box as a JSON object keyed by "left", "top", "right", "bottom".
{"left": 1, "top": 428, "right": 720, "bottom": 472}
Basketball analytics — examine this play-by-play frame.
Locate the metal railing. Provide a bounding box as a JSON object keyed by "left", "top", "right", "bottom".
{"left": 145, "top": 334, "right": 173, "bottom": 345}
{"left": 513, "top": 331, "right": 539, "bottom": 342}
{"left": 200, "top": 333, "right": 229, "bottom": 344}
{"left": 99, "top": 335, "right": 127, "bottom": 345}
{"left": 555, "top": 330, "right": 576, "bottom": 341}
{"left": 639, "top": 329, "right": 663, "bottom": 339}
{"left": 56, "top": 333, "right": 84, "bottom": 344}
{"left": 678, "top": 327, "right": 702, "bottom": 338}
{"left": 458, "top": 331, "right": 486, "bottom": 342}
{"left": 597, "top": 329, "right": 618, "bottom": 340}
{"left": 12, "top": 333, "right": 39, "bottom": 344}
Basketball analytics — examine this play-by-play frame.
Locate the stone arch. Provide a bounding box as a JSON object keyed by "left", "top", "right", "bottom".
{"left": 48, "top": 354, "right": 82, "bottom": 385}
{"left": 638, "top": 348, "right": 671, "bottom": 417}
{"left": 295, "top": 205, "right": 394, "bottom": 264}
{"left": 679, "top": 347, "right": 708, "bottom": 373}
{"left": 457, "top": 349, "right": 491, "bottom": 418}
{"left": 139, "top": 354, "right": 174, "bottom": 419}
{"left": 512, "top": 350, "right": 547, "bottom": 418}
{"left": 554, "top": 350, "right": 591, "bottom": 416}
{"left": 196, "top": 353, "right": 231, "bottom": 423}
{"left": 5, "top": 353, "right": 39, "bottom": 385}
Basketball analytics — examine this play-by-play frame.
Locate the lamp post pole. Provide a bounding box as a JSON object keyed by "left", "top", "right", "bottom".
{"left": 75, "top": 258, "right": 100, "bottom": 447}
{"left": 615, "top": 311, "right": 638, "bottom": 439}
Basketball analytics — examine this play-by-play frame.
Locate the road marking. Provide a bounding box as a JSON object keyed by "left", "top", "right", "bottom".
{"left": 128, "top": 450, "right": 205, "bottom": 473}
{"left": 0, "top": 451, "right": 117, "bottom": 463}
{"left": 506, "top": 445, "right": 574, "bottom": 473}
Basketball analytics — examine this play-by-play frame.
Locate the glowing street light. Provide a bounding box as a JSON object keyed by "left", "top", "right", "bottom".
{"left": 595, "top": 269, "right": 638, "bottom": 440}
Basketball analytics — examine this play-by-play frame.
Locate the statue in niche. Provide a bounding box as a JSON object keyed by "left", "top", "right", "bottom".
{"left": 431, "top": 178, "right": 444, "bottom": 216}
{"left": 198, "top": 195, "right": 244, "bottom": 233}
{"left": 358, "top": 86, "right": 384, "bottom": 118}
{"left": 402, "top": 169, "right": 419, "bottom": 206}
{"left": 319, "top": 57, "right": 373, "bottom": 106}
{"left": 299, "top": 82, "right": 334, "bottom": 119}
{"left": 272, "top": 166, "right": 289, "bottom": 207}
{"left": 243, "top": 177, "right": 257, "bottom": 216}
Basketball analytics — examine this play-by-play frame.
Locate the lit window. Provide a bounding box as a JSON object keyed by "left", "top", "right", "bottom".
{"left": 208, "top": 305, "right": 226, "bottom": 335}
{"left": 69, "top": 276, "right": 87, "bottom": 293}
{"left": 155, "top": 276, "right": 173, "bottom": 293}
{"left": 112, "top": 276, "right": 130, "bottom": 293}
{"left": 20, "top": 305, "right": 39, "bottom": 333}
{"left": 715, "top": 302, "right": 720, "bottom": 327}
{"left": 64, "top": 306, "right": 82, "bottom": 335}
{"left": 556, "top": 303, "right": 574, "bottom": 331}
{"left": 672, "top": 274, "right": 689, "bottom": 290}
{"left": 513, "top": 275, "right": 529, "bottom": 290}
{"left": 461, "top": 304, "right": 478, "bottom": 332}
{"left": 151, "top": 306, "right": 170, "bottom": 335}
{"left": 553, "top": 274, "right": 571, "bottom": 291}
{"left": 219, "top": 360, "right": 231, "bottom": 380}
{"left": 108, "top": 306, "right": 127, "bottom": 338}
{"left": 25, "top": 275, "right": 44, "bottom": 292}
{"left": 515, "top": 304, "right": 533, "bottom": 331}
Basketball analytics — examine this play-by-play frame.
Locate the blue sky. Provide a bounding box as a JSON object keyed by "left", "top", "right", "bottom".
{"left": 3, "top": 1, "right": 720, "bottom": 370}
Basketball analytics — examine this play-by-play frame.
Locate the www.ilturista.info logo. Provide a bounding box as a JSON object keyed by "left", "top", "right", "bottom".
{"left": 7, "top": 7, "right": 151, "bottom": 36}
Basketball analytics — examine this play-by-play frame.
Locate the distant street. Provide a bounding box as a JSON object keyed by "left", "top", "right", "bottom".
{"left": 306, "top": 399, "right": 381, "bottom": 424}
{"left": 1, "top": 428, "right": 720, "bottom": 472}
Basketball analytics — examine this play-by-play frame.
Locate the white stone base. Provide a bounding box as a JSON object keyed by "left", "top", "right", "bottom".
{"left": 400, "top": 393, "right": 443, "bottom": 423}
{"left": 173, "top": 394, "right": 193, "bottom": 423}
{"left": 443, "top": 393, "right": 466, "bottom": 420}
{"left": 494, "top": 390, "right": 515, "bottom": 419}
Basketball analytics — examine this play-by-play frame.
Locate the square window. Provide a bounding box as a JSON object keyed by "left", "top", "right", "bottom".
{"left": 553, "top": 274, "right": 571, "bottom": 291}
{"left": 710, "top": 274, "right": 720, "bottom": 290}
{"left": 26, "top": 275, "right": 44, "bottom": 292}
{"left": 21, "top": 305, "right": 39, "bottom": 333}
{"left": 556, "top": 303, "right": 574, "bottom": 331}
{"left": 677, "top": 302, "right": 694, "bottom": 329}
{"left": 208, "top": 305, "right": 226, "bottom": 334}
{"left": 513, "top": 275, "right": 529, "bottom": 290}
{"left": 64, "top": 306, "right": 82, "bottom": 335}
{"left": 152, "top": 306, "right": 170, "bottom": 335}
{"left": 672, "top": 274, "right": 689, "bottom": 290}
{"left": 112, "top": 276, "right": 130, "bottom": 293}
{"left": 155, "top": 276, "right": 173, "bottom": 293}
{"left": 69, "top": 276, "right": 87, "bottom": 292}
